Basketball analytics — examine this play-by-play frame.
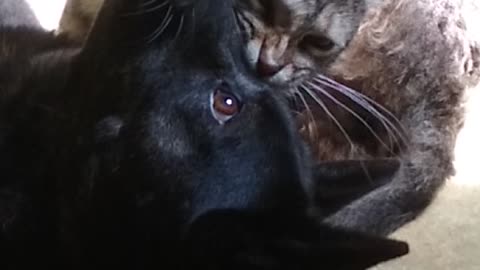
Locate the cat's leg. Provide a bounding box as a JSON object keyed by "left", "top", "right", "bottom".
{"left": 322, "top": 0, "right": 479, "bottom": 236}
{"left": 311, "top": 158, "right": 400, "bottom": 216}
{"left": 325, "top": 107, "right": 462, "bottom": 235}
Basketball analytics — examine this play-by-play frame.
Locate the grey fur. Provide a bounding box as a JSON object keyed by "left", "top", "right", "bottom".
{"left": 0, "top": 0, "right": 40, "bottom": 28}
{"left": 320, "top": 0, "right": 480, "bottom": 235}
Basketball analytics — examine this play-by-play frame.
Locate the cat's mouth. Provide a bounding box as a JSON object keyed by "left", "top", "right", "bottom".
{"left": 260, "top": 64, "right": 313, "bottom": 90}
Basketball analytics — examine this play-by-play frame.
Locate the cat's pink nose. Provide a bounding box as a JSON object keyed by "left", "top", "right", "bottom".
{"left": 257, "top": 58, "right": 283, "bottom": 78}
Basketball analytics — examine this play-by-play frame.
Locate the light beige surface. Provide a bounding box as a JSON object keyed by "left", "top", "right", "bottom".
{"left": 373, "top": 184, "right": 480, "bottom": 269}
{"left": 375, "top": 1, "right": 480, "bottom": 268}
{"left": 373, "top": 88, "right": 480, "bottom": 270}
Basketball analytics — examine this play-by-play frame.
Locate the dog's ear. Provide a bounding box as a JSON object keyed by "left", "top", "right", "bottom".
{"left": 79, "top": 0, "right": 239, "bottom": 67}
{"left": 182, "top": 209, "right": 408, "bottom": 270}
{"left": 314, "top": 225, "right": 408, "bottom": 270}
{"left": 312, "top": 158, "right": 400, "bottom": 215}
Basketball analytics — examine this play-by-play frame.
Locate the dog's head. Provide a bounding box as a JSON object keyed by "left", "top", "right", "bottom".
{"left": 60, "top": 0, "right": 408, "bottom": 268}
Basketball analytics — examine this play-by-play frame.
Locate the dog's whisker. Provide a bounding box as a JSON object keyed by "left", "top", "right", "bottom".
{"left": 146, "top": 5, "right": 173, "bottom": 43}
{"left": 174, "top": 14, "right": 185, "bottom": 41}
{"left": 141, "top": 0, "right": 158, "bottom": 8}
{"left": 121, "top": 0, "right": 170, "bottom": 17}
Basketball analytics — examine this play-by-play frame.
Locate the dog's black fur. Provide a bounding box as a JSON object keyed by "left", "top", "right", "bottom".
{"left": 0, "top": 0, "right": 408, "bottom": 269}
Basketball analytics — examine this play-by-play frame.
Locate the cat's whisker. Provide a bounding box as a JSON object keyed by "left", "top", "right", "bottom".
{"left": 294, "top": 88, "right": 319, "bottom": 140}
{"left": 314, "top": 81, "right": 408, "bottom": 153}
{"left": 312, "top": 75, "right": 409, "bottom": 151}
{"left": 311, "top": 78, "right": 406, "bottom": 154}
{"left": 146, "top": 5, "right": 173, "bottom": 43}
{"left": 299, "top": 85, "right": 377, "bottom": 184}
{"left": 313, "top": 74, "right": 408, "bottom": 140}
{"left": 313, "top": 75, "right": 401, "bottom": 128}
{"left": 289, "top": 88, "right": 301, "bottom": 111}
{"left": 121, "top": 0, "right": 170, "bottom": 17}
{"left": 304, "top": 82, "right": 397, "bottom": 155}
{"left": 300, "top": 86, "right": 357, "bottom": 157}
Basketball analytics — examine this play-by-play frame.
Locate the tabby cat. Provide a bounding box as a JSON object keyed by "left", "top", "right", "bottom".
{"left": 202, "top": 0, "right": 480, "bottom": 235}
{"left": 1, "top": 0, "right": 409, "bottom": 269}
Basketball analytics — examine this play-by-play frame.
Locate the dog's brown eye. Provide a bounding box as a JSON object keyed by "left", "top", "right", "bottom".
{"left": 211, "top": 88, "right": 242, "bottom": 124}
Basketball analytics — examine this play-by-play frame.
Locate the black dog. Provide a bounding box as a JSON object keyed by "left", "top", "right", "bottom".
{"left": 0, "top": 0, "right": 407, "bottom": 269}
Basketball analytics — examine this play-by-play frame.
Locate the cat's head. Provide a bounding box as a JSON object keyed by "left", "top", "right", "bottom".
{"left": 62, "top": 0, "right": 406, "bottom": 267}
{"left": 235, "top": 0, "right": 368, "bottom": 88}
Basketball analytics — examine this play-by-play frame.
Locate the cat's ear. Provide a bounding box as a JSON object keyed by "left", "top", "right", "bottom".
{"left": 312, "top": 158, "right": 399, "bottom": 215}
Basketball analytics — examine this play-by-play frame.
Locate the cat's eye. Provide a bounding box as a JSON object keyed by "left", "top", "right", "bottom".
{"left": 301, "top": 35, "right": 335, "bottom": 51}
{"left": 211, "top": 87, "right": 242, "bottom": 124}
